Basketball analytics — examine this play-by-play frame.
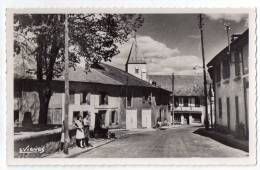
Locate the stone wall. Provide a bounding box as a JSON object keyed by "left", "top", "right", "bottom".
{"left": 14, "top": 129, "right": 76, "bottom": 158}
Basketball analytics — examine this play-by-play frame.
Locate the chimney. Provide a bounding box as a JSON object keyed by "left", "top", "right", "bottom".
{"left": 231, "top": 34, "right": 241, "bottom": 42}
{"left": 151, "top": 81, "right": 156, "bottom": 86}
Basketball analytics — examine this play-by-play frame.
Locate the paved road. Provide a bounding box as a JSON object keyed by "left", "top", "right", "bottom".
{"left": 75, "top": 126, "right": 248, "bottom": 158}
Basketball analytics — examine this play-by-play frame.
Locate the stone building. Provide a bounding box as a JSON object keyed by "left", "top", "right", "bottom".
{"left": 207, "top": 29, "right": 249, "bottom": 138}
{"left": 148, "top": 75, "right": 208, "bottom": 126}
{"left": 14, "top": 63, "right": 171, "bottom": 131}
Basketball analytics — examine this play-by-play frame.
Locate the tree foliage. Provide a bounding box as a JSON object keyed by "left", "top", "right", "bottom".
{"left": 14, "top": 14, "right": 143, "bottom": 79}
{"left": 14, "top": 13, "right": 143, "bottom": 124}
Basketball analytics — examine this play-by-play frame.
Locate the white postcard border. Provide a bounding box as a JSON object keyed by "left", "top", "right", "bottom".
{"left": 6, "top": 8, "right": 257, "bottom": 165}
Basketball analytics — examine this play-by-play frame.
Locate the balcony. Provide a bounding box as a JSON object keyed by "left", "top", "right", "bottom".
{"left": 174, "top": 106, "right": 203, "bottom": 112}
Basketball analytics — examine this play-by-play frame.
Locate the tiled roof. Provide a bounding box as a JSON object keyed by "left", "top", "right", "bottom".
{"left": 96, "top": 63, "right": 153, "bottom": 88}
{"left": 65, "top": 66, "right": 122, "bottom": 85}
{"left": 15, "top": 62, "right": 170, "bottom": 93}
{"left": 148, "top": 75, "right": 206, "bottom": 96}
{"left": 62, "top": 63, "right": 157, "bottom": 88}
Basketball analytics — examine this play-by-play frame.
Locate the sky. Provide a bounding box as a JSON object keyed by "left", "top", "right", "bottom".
{"left": 106, "top": 13, "right": 248, "bottom": 75}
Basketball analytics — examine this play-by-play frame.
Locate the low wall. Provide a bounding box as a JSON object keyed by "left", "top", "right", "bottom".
{"left": 14, "top": 129, "right": 76, "bottom": 158}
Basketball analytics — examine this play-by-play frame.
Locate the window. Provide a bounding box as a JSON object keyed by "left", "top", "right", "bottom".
{"left": 69, "top": 91, "right": 75, "bottom": 104}
{"left": 127, "top": 91, "right": 132, "bottom": 107}
{"left": 81, "top": 92, "right": 90, "bottom": 105}
{"left": 183, "top": 97, "right": 189, "bottom": 107}
{"left": 222, "top": 54, "right": 230, "bottom": 79}
{"left": 111, "top": 111, "right": 115, "bottom": 124}
{"left": 200, "top": 97, "right": 206, "bottom": 106}
{"left": 234, "top": 51, "right": 241, "bottom": 76}
{"left": 235, "top": 96, "right": 240, "bottom": 125}
{"left": 83, "top": 111, "right": 89, "bottom": 117}
{"left": 14, "top": 110, "right": 19, "bottom": 122}
{"left": 192, "top": 114, "right": 201, "bottom": 123}
{"left": 190, "top": 97, "right": 195, "bottom": 107}
{"left": 73, "top": 111, "right": 80, "bottom": 120}
{"left": 242, "top": 45, "right": 249, "bottom": 75}
{"left": 226, "top": 97, "right": 230, "bottom": 129}
{"left": 111, "top": 110, "right": 118, "bottom": 124}
{"left": 218, "top": 98, "right": 222, "bottom": 119}
{"left": 195, "top": 97, "right": 200, "bottom": 107}
{"left": 142, "top": 92, "right": 151, "bottom": 105}
{"left": 215, "top": 63, "right": 221, "bottom": 82}
{"left": 99, "top": 92, "right": 108, "bottom": 105}
{"left": 135, "top": 67, "right": 139, "bottom": 74}
{"left": 148, "top": 96, "right": 152, "bottom": 104}
{"left": 174, "top": 113, "right": 181, "bottom": 123}
{"left": 168, "top": 104, "right": 172, "bottom": 111}
{"left": 177, "top": 97, "right": 183, "bottom": 106}
{"left": 96, "top": 110, "right": 106, "bottom": 129}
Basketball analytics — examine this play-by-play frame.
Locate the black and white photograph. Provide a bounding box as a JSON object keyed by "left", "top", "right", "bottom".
{"left": 5, "top": 8, "right": 256, "bottom": 165}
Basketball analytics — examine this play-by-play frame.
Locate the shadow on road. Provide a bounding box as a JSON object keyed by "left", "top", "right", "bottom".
{"left": 193, "top": 128, "right": 249, "bottom": 152}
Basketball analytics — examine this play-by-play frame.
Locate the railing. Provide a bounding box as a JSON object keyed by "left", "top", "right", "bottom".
{"left": 174, "top": 106, "right": 203, "bottom": 112}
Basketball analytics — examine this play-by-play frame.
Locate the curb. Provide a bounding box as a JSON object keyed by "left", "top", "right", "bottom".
{"left": 48, "top": 128, "right": 156, "bottom": 158}
{"left": 48, "top": 139, "right": 115, "bottom": 158}
{"left": 67, "top": 139, "right": 115, "bottom": 158}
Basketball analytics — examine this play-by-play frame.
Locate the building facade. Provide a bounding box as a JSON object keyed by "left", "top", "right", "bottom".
{"left": 14, "top": 63, "right": 171, "bottom": 131}
{"left": 148, "top": 75, "right": 208, "bottom": 126}
{"left": 173, "top": 96, "right": 205, "bottom": 125}
{"left": 207, "top": 29, "right": 249, "bottom": 138}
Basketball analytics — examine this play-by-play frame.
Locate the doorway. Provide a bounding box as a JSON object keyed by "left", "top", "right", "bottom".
{"left": 142, "top": 109, "right": 152, "bottom": 128}
{"left": 126, "top": 109, "right": 137, "bottom": 129}
{"left": 184, "top": 115, "right": 190, "bottom": 125}
{"left": 95, "top": 110, "right": 106, "bottom": 130}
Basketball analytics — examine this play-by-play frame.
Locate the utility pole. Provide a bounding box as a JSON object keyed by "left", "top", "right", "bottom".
{"left": 171, "top": 73, "right": 174, "bottom": 125}
{"left": 63, "top": 13, "right": 70, "bottom": 154}
{"left": 209, "top": 83, "right": 213, "bottom": 128}
{"left": 198, "top": 14, "right": 209, "bottom": 130}
{"left": 224, "top": 23, "right": 231, "bottom": 54}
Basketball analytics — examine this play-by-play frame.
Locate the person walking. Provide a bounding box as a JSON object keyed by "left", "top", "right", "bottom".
{"left": 83, "top": 114, "right": 91, "bottom": 147}
{"left": 74, "top": 116, "right": 85, "bottom": 148}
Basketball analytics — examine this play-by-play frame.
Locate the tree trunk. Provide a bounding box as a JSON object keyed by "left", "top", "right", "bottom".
{"left": 38, "top": 84, "right": 52, "bottom": 125}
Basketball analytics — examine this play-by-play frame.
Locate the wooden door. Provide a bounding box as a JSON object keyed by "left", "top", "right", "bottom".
{"left": 142, "top": 109, "right": 152, "bottom": 128}
{"left": 126, "top": 109, "right": 137, "bottom": 129}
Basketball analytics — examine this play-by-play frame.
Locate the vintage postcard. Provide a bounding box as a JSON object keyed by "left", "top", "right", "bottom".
{"left": 6, "top": 8, "right": 256, "bottom": 165}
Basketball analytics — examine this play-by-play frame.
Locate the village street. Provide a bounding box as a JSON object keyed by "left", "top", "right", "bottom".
{"left": 74, "top": 126, "right": 248, "bottom": 158}
{"left": 12, "top": 14, "right": 251, "bottom": 161}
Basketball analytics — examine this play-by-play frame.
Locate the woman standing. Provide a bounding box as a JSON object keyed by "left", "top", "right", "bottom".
{"left": 74, "top": 116, "right": 85, "bottom": 148}
{"left": 83, "top": 114, "right": 90, "bottom": 147}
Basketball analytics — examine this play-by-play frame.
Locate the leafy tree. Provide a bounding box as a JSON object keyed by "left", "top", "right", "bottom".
{"left": 14, "top": 14, "right": 143, "bottom": 125}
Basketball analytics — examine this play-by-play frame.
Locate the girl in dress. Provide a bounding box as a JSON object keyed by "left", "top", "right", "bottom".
{"left": 74, "top": 116, "right": 85, "bottom": 148}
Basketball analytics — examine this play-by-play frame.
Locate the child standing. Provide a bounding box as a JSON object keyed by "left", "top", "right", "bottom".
{"left": 74, "top": 116, "right": 85, "bottom": 148}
